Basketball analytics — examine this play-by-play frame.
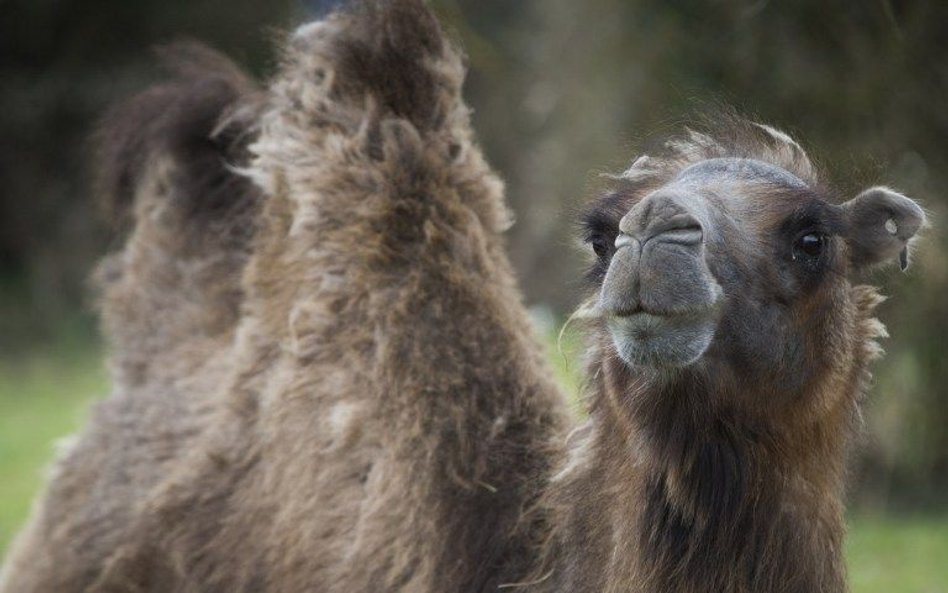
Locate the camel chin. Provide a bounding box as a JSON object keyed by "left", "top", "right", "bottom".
{"left": 607, "top": 309, "right": 719, "bottom": 369}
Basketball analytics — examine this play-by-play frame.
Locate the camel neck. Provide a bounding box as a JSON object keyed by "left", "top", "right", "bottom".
{"left": 627, "top": 427, "right": 845, "bottom": 593}
{"left": 605, "top": 369, "right": 849, "bottom": 593}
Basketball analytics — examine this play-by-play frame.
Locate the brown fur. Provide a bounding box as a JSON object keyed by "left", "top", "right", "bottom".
{"left": 0, "top": 3, "right": 920, "bottom": 593}
{"left": 2, "top": 2, "right": 566, "bottom": 592}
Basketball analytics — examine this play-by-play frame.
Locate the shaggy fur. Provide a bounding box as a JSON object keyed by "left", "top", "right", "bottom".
{"left": 0, "top": 3, "right": 922, "bottom": 593}
{"left": 1, "top": 2, "right": 566, "bottom": 592}
{"left": 0, "top": 43, "right": 264, "bottom": 591}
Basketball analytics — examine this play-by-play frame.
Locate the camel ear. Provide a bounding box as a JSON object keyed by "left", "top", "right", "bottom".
{"left": 841, "top": 186, "right": 926, "bottom": 271}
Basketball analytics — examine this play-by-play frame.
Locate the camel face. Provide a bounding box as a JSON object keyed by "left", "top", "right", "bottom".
{"left": 588, "top": 149, "right": 924, "bottom": 384}
{"left": 596, "top": 156, "right": 827, "bottom": 372}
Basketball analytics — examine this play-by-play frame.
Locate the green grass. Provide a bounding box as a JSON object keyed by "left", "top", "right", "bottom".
{"left": 0, "top": 336, "right": 946, "bottom": 592}
{"left": 847, "top": 514, "right": 948, "bottom": 593}
{"left": 0, "top": 344, "right": 107, "bottom": 553}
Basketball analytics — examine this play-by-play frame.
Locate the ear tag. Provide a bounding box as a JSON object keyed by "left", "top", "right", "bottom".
{"left": 885, "top": 219, "right": 909, "bottom": 270}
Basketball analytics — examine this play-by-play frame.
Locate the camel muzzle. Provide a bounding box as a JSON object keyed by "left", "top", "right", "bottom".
{"left": 599, "top": 189, "right": 723, "bottom": 368}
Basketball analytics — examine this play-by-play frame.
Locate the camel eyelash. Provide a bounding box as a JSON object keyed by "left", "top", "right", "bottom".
{"left": 785, "top": 201, "right": 845, "bottom": 237}
{"left": 581, "top": 212, "right": 619, "bottom": 243}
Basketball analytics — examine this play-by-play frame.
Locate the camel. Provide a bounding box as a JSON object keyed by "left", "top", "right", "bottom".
{"left": 0, "top": 2, "right": 925, "bottom": 592}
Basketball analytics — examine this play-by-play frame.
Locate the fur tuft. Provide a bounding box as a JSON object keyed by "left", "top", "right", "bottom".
{"left": 93, "top": 41, "right": 263, "bottom": 230}
{"left": 322, "top": 0, "right": 447, "bottom": 126}
{"left": 617, "top": 113, "right": 818, "bottom": 190}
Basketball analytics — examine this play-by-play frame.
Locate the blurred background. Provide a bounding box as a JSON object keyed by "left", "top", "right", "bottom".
{"left": 1, "top": 0, "right": 945, "bottom": 589}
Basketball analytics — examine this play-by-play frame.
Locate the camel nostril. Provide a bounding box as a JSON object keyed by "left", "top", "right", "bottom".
{"left": 619, "top": 190, "right": 707, "bottom": 247}
{"left": 645, "top": 214, "right": 704, "bottom": 246}
{"left": 663, "top": 213, "right": 702, "bottom": 232}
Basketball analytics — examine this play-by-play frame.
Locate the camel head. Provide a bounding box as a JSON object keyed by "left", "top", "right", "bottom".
{"left": 582, "top": 121, "right": 925, "bottom": 425}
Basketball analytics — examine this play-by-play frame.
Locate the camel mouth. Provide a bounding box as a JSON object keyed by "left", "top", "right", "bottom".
{"left": 606, "top": 306, "right": 720, "bottom": 369}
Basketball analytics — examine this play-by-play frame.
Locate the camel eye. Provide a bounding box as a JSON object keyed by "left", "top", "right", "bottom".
{"left": 793, "top": 232, "right": 825, "bottom": 261}
{"left": 591, "top": 237, "right": 611, "bottom": 260}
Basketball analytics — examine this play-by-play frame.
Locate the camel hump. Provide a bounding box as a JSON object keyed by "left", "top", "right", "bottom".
{"left": 90, "top": 44, "right": 265, "bottom": 385}
{"left": 93, "top": 41, "right": 263, "bottom": 232}
{"left": 248, "top": 0, "right": 514, "bottom": 259}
